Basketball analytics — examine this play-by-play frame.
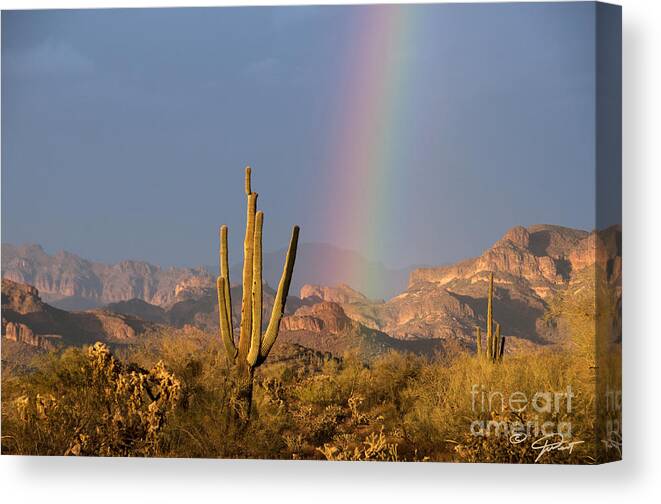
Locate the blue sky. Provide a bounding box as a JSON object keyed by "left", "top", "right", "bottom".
{"left": 2, "top": 3, "right": 604, "bottom": 270}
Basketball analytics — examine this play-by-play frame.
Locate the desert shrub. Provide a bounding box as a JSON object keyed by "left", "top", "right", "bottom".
{"left": 2, "top": 342, "right": 180, "bottom": 456}
{"left": 317, "top": 428, "right": 399, "bottom": 461}
{"left": 357, "top": 351, "right": 423, "bottom": 410}
{"left": 2, "top": 312, "right": 617, "bottom": 462}
{"left": 292, "top": 353, "right": 366, "bottom": 407}
{"left": 119, "top": 330, "right": 245, "bottom": 458}
{"left": 254, "top": 351, "right": 423, "bottom": 460}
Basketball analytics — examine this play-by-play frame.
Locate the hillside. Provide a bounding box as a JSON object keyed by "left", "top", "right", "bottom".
{"left": 1, "top": 279, "right": 157, "bottom": 349}
{"left": 297, "top": 224, "right": 621, "bottom": 348}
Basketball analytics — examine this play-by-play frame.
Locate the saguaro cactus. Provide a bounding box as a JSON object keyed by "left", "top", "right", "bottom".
{"left": 475, "top": 272, "right": 505, "bottom": 362}
{"left": 217, "top": 166, "right": 300, "bottom": 420}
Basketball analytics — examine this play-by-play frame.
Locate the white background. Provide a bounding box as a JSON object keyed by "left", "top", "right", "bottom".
{"left": 1, "top": 0, "right": 659, "bottom": 502}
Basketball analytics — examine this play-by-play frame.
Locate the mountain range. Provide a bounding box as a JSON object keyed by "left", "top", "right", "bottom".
{"left": 1, "top": 242, "right": 411, "bottom": 310}
{"left": 1, "top": 243, "right": 211, "bottom": 309}
{"left": 1, "top": 224, "right": 621, "bottom": 360}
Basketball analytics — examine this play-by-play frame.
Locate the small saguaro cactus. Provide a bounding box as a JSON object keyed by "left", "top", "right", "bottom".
{"left": 475, "top": 272, "right": 505, "bottom": 362}
{"left": 216, "top": 166, "right": 300, "bottom": 420}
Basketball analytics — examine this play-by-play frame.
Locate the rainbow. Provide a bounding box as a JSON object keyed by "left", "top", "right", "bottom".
{"left": 323, "top": 4, "right": 418, "bottom": 298}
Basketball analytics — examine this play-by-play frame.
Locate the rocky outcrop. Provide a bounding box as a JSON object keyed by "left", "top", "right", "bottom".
{"left": 1, "top": 280, "right": 48, "bottom": 314}
{"left": 285, "top": 302, "right": 352, "bottom": 333}
{"left": 407, "top": 225, "right": 619, "bottom": 298}
{"left": 278, "top": 301, "right": 444, "bottom": 359}
{"left": 173, "top": 276, "right": 216, "bottom": 302}
{"left": 2, "top": 319, "right": 56, "bottom": 350}
{"left": 300, "top": 284, "right": 371, "bottom": 304}
{"left": 1, "top": 279, "right": 157, "bottom": 348}
{"left": 568, "top": 226, "right": 621, "bottom": 281}
{"left": 281, "top": 314, "right": 325, "bottom": 333}
{"left": 409, "top": 225, "right": 589, "bottom": 294}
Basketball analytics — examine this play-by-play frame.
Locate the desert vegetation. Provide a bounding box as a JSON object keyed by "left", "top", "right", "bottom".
{"left": 2, "top": 288, "right": 621, "bottom": 462}
{"left": 474, "top": 272, "right": 506, "bottom": 362}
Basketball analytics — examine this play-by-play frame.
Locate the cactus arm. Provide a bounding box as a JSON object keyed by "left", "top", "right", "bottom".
{"left": 486, "top": 328, "right": 492, "bottom": 359}
{"left": 245, "top": 166, "right": 252, "bottom": 195}
{"left": 494, "top": 322, "right": 501, "bottom": 363}
{"left": 247, "top": 211, "right": 264, "bottom": 367}
{"left": 499, "top": 336, "right": 506, "bottom": 361}
{"left": 220, "top": 225, "right": 233, "bottom": 340}
{"left": 217, "top": 276, "right": 237, "bottom": 360}
{"left": 238, "top": 191, "right": 257, "bottom": 360}
{"left": 259, "top": 225, "right": 300, "bottom": 363}
{"left": 476, "top": 326, "right": 482, "bottom": 356}
{"left": 487, "top": 272, "right": 494, "bottom": 359}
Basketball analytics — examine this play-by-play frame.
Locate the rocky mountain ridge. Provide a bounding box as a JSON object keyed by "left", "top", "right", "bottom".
{"left": 294, "top": 224, "right": 621, "bottom": 347}
{"left": 2, "top": 224, "right": 620, "bottom": 357}
{"left": 1, "top": 244, "right": 214, "bottom": 309}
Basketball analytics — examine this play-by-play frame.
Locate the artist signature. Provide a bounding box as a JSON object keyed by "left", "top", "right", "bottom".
{"left": 509, "top": 432, "right": 584, "bottom": 462}
{"left": 602, "top": 431, "right": 622, "bottom": 457}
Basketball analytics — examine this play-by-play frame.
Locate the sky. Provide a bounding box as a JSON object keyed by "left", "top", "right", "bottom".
{"left": 2, "top": 3, "right": 610, "bottom": 271}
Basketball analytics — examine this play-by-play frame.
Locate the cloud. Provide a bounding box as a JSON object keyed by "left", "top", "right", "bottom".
{"left": 3, "top": 41, "right": 94, "bottom": 76}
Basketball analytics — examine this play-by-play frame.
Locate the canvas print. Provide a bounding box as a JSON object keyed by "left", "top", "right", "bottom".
{"left": 1, "top": 2, "right": 621, "bottom": 463}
